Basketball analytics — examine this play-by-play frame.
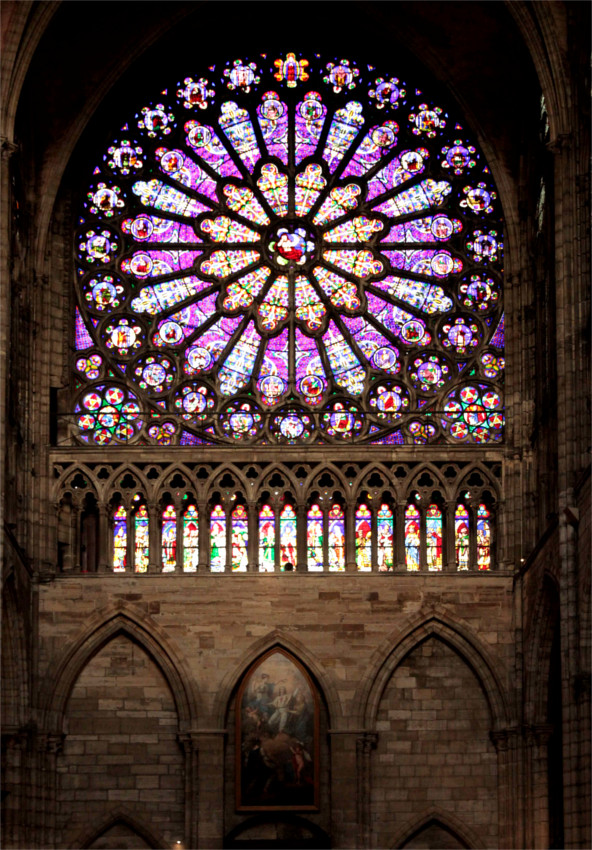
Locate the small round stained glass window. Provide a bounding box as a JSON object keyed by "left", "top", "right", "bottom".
{"left": 74, "top": 52, "right": 504, "bottom": 445}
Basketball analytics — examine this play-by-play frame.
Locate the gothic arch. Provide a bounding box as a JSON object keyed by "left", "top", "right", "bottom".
{"left": 355, "top": 614, "right": 509, "bottom": 730}
{"left": 256, "top": 465, "right": 299, "bottom": 499}
{"left": 103, "top": 464, "right": 151, "bottom": 499}
{"left": 40, "top": 606, "right": 199, "bottom": 733}
{"left": 69, "top": 805, "right": 169, "bottom": 850}
{"left": 213, "top": 631, "right": 342, "bottom": 729}
{"left": 389, "top": 805, "right": 486, "bottom": 850}
{"left": 224, "top": 813, "right": 330, "bottom": 848}
{"left": 208, "top": 465, "right": 250, "bottom": 500}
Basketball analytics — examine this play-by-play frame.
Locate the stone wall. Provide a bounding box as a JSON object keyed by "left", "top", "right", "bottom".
{"left": 36, "top": 573, "right": 513, "bottom": 848}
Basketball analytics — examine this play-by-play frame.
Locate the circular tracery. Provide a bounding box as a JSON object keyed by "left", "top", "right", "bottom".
{"left": 73, "top": 52, "right": 504, "bottom": 446}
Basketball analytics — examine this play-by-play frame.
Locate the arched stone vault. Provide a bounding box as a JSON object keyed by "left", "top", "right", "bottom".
{"left": 355, "top": 614, "right": 510, "bottom": 731}
{"left": 39, "top": 605, "right": 201, "bottom": 733}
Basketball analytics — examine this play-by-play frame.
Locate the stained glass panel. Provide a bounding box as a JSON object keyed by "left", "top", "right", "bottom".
{"left": 328, "top": 504, "right": 345, "bottom": 572}
{"left": 455, "top": 504, "right": 470, "bottom": 571}
{"left": 355, "top": 504, "right": 372, "bottom": 571}
{"left": 113, "top": 505, "right": 127, "bottom": 572}
{"left": 377, "top": 503, "right": 394, "bottom": 571}
{"left": 259, "top": 504, "right": 275, "bottom": 572}
{"left": 477, "top": 503, "right": 491, "bottom": 571}
{"left": 210, "top": 504, "right": 226, "bottom": 572}
{"left": 183, "top": 504, "right": 199, "bottom": 572}
{"left": 134, "top": 504, "right": 149, "bottom": 573}
{"left": 280, "top": 504, "right": 297, "bottom": 570}
{"left": 231, "top": 504, "right": 249, "bottom": 572}
{"left": 405, "top": 503, "right": 421, "bottom": 571}
{"left": 426, "top": 504, "right": 442, "bottom": 571}
{"left": 161, "top": 504, "right": 177, "bottom": 572}
{"left": 307, "top": 504, "right": 324, "bottom": 572}
{"left": 74, "top": 52, "right": 503, "bottom": 446}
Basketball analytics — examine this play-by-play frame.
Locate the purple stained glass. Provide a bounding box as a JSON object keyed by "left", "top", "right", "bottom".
{"left": 156, "top": 147, "right": 218, "bottom": 201}
{"left": 371, "top": 275, "right": 452, "bottom": 314}
{"left": 75, "top": 307, "right": 94, "bottom": 349}
{"left": 365, "top": 148, "right": 429, "bottom": 200}
{"left": 257, "top": 92, "right": 289, "bottom": 165}
{"left": 340, "top": 315, "right": 401, "bottom": 373}
{"left": 258, "top": 328, "right": 289, "bottom": 405}
{"left": 184, "top": 121, "right": 242, "bottom": 177}
{"left": 342, "top": 120, "right": 398, "bottom": 178}
{"left": 295, "top": 92, "right": 327, "bottom": 164}
{"left": 322, "top": 101, "right": 364, "bottom": 172}
{"left": 75, "top": 53, "right": 502, "bottom": 446}
{"left": 491, "top": 313, "right": 505, "bottom": 349}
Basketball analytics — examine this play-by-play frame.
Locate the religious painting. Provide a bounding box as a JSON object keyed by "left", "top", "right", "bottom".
{"left": 236, "top": 649, "right": 319, "bottom": 811}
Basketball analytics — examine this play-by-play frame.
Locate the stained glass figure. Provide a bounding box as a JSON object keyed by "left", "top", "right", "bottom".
{"left": 183, "top": 504, "right": 199, "bottom": 572}
{"left": 377, "top": 503, "right": 394, "bottom": 571}
{"left": 75, "top": 53, "right": 503, "bottom": 447}
{"left": 210, "top": 504, "right": 226, "bottom": 572}
{"left": 426, "top": 504, "right": 443, "bottom": 571}
{"left": 231, "top": 504, "right": 249, "bottom": 571}
{"left": 134, "top": 504, "right": 149, "bottom": 573}
{"left": 455, "top": 503, "right": 470, "bottom": 570}
{"left": 477, "top": 503, "right": 492, "bottom": 571}
{"left": 328, "top": 504, "right": 345, "bottom": 572}
{"left": 355, "top": 504, "right": 372, "bottom": 571}
{"left": 113, "top": 505, "right": 127, "bottom": 572}
{"left": 259, "top": 504, "right": 276, "bottom": 572}
{"left": 405, "top": 503, "right": 421, "bottom": 571}
{"left": 280, "top": 505, "right": 297, "bottom": 570}
{"left": 161, "top": 504, "right": 177, "bottom": 572}
{"left": 307, "top": 504, "right": 324, "bottom": 572}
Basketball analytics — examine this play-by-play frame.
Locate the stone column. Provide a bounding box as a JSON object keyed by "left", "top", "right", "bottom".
{"left": 148, "top": 501, "right": 160, "bottom": 573}
{"left": 297, "top": 503, "right": 308, "bottom": 572}
{"left": 531, "top": 723, "right": 554, "bottom": 849}
{"left": 345, "top": 500, "right": 356, "bottom": 572}
{"left": 490, "top": 727, "right": 521, "bottom": 850}
{"left": 178, "top": 733, "right": 199, "bottom": 849}
{"left": 71, "top": 498, "right": 82, "bottom": 572}
{"left": 97, "top": 501, "right": 110, "bottom": 571}
{"left": 356, "top": 732, "right": 378, "bottom": 849}
{"left": 371, "top": 504, "right": 378, "bottom": 572}
{"left": 191, "top": 730, "right": 226, "bottom": 849}
{"left": 395, "top": 502, "right": 406, "bottom": 569}
{"left": 445, "top": 500, "right": 457, "bottom": 571}
{"left": 198, "top": 500, "right": 209, "bottom": 571}
{"left": 247, "top": 501, "right": 259, "bottom": 572}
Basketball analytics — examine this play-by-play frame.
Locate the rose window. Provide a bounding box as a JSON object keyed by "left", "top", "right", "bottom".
{"left": 73, "top": 53, "right": 504, "bottom": 445}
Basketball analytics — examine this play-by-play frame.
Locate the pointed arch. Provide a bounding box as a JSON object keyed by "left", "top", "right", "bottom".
{"left": 207, "top": 464, "right": 250, "bottom": 500}
{"left": 256, "top": 464, "right": 299, "bottom": 498}
{"left": 104, "top": 464, "right": 151, "bottom": 499}
{"left": 303, "top": 462, "right": 348, "bottom": 494}
{"left": 39, "top": 606, "right": 200, "bottom": 732}
{"left": 355, "top": 614, "right": 509, "bottom": 730}
{"left": 158, "top": 461, "right": 204, "bottom": 497}
{"left": 390, "top": 805, "right": 486, "bottom": 850}
{"left": 69, "top": 805, "right": 169, "bottom": 849}
{"left": 354, "top": 462, "right": 400, "bottom": 500}
{"left": 212, "top": 630, "right": 342, "bottom": 729}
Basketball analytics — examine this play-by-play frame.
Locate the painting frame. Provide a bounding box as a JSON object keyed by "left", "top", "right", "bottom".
{"left": 235, "top": 648, "right": 320, "bottom": 812}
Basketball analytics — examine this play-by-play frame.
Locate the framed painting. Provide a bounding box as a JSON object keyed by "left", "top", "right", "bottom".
{"left": 236, "top": 649, "right": 319, "bottom": 811}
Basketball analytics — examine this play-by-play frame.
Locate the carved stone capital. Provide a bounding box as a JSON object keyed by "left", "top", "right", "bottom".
{"left": 356, "top": 731, "right": 378, "bottom": 755}
{"left": 1, "top": 137, "right": 19, "bottom": 160}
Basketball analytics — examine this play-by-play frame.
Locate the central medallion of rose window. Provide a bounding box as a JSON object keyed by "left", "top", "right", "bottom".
{"left": 268, "top": 225, "right": 316, "bottom": 267}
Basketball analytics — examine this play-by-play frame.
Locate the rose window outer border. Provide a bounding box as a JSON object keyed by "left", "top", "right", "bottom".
{"left": 72, "top": 52, "right": 505, "bottom": 448}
